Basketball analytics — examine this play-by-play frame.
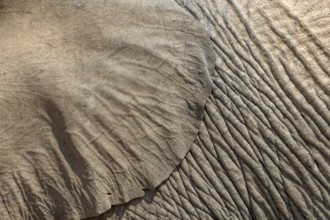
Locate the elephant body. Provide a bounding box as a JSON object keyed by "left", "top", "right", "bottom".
{"left": 0, "top": 0, "right": 213, "bottom": 219}
{"left": 0, "top": 0, "right": 329, "bottom": 219}
{"left": 92, "top": 0, "right": 330, "bottom": 219}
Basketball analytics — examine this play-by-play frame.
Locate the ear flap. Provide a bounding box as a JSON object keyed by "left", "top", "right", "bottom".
{"left": 0, "top": 0, "right": 215, "bottom": 219}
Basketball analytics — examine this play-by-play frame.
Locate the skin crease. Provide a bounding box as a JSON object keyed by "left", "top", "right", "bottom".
{"left": 0, "top": 0, "right": 215, "bottom": 219}
{"left": 1, "top": 0, "right": 329, "bottom": 219}
{"left": 89, "top": 0, "right": 330, "bottom": 220}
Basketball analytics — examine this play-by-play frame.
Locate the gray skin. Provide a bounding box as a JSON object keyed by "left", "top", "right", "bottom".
{"left": 90, "top": 0, "right": 330, "bottom": 219}
{"left": 0, "top": 0, "right": 214, "bottom": 219}
{"left": 0, "top": 0, "right": 329, "bottom": 219}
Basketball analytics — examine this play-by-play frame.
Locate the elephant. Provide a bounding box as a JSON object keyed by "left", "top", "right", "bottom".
{"left": 0, "top": 0, "right": 214, "bottom": 219}
{"left": 88, "top": 0, "right": 330, "bottom": 219}
{"left": 0, "top": 0, "right": 329, "bottom": 219}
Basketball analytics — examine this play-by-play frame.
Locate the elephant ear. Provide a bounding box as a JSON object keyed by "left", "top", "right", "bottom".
{"left": 0, "top": 0, "right": 214, "bottom": 219}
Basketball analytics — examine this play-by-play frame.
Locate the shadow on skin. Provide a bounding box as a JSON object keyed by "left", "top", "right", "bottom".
{"left": 42, "top": 99, "right": 86, "bottom": 178}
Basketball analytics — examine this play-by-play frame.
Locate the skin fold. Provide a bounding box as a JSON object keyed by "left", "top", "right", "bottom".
{"left": 1, "top": 0, "right": 330, "bottom": 219}
{"left": 90, "top": 0, "right": 330, "bottom": 219}
{"left": 0, "top": 0, "right": 214, "bottom": 219}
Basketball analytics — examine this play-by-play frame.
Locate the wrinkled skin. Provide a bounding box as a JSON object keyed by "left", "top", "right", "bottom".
{"left": 1, "top": 0, "right": 330, "bottom": 220}
{"left": 0, "top": 0, "right": 214, "bottom": 219}
{"left": 90, "top": 0, "right": 330, "bottom": 220}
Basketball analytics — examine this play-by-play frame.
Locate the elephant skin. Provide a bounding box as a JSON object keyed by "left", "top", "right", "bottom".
{"left": 1, "top": 0, "right": 330, "bottom": 220}
{"left": 0, "top": 0, "right": 214, "bottom": 219}
{"left": 89, "top": 0, "right": 330, "bottom": 220}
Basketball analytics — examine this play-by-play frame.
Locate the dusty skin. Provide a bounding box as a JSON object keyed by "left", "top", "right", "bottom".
{"left": 1, "top": 0, "right": 330, "bottom": 220}
{"left": 90, "top": 0, "right": 330, "bottom": 220}
{"left": 0, "top": 0, "right": 214, "bottom": 219}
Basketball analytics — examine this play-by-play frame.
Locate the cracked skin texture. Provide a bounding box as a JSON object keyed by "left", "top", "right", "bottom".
{"left": 0, "top": 0, "right": 215, "bottom": 219}
{"left": 1, "top": 0, "right": 330, "bottom": 219}
{"left": 90, "top": 0, "right": 330, "bottom": 220}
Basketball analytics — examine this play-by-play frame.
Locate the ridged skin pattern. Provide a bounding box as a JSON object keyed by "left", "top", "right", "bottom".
{"left": 92, "top": 0, "right": 330, "bottom": 219}
{"left": 0, "top": 0, "right": 214, "bottom": 219}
